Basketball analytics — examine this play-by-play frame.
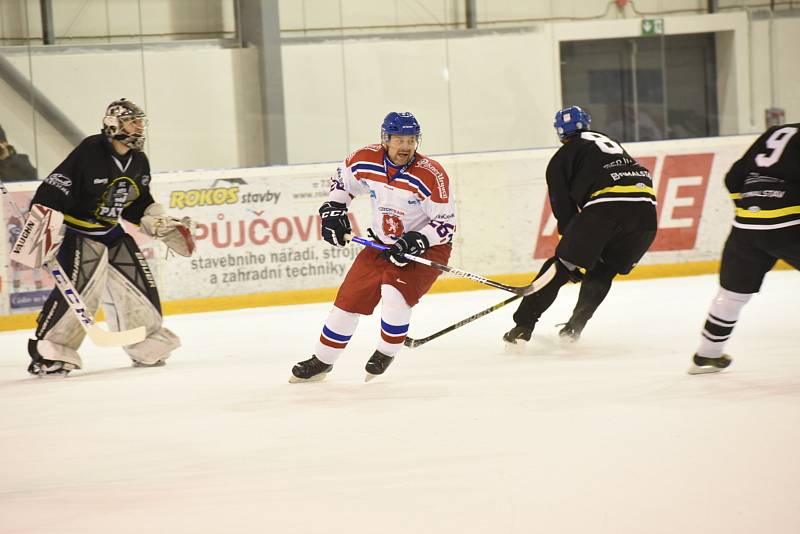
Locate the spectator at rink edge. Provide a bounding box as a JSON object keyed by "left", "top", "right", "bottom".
{"left": 0, "top": 124, "right": 38, "bottom": 182}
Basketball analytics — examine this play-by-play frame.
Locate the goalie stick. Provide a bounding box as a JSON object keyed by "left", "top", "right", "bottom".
{"left": 1, "top": 180, "right": 146, "bottom": 347}
{"left": 348, "top": 235, "right": 554, "bottom": 297}
{"left": 404, "top": 294, "right": 521, "bottom": 348}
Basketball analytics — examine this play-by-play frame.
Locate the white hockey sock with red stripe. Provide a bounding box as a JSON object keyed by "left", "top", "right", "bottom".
{"left": 377, "top": 284, "right": 412, "bottom": 356}
{"left": 315, "top": 306, "right": 360, "bottom": 364}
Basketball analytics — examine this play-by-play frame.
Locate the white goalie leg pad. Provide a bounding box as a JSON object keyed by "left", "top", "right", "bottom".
{"left": 34, "top": 237, "right": 110, "bottom": 369}
{"left": 695, "top": 287, "right": 753, "bottom": 358}
{"left": 103, "top": 267, "right": 180, "bottom": 365}
{"left": 124, "top": 326, "right": 181, "bottom": 365}
{"left": 32, "top": 339, "right": 82, "bottom": 369}
{"left": 377, "top": 284, "right": 412, "bottom": 357}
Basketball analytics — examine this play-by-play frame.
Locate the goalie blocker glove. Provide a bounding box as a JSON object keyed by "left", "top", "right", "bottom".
{"left": 381, "top": 231, "right": 429, "bottom": 267}
{"left": 10, "top": 204, "right": 64, "bottom": 269}
{"left": 139, "top": 202, "right": 196, "bottom": 257}
{"left": 319, "top": 201, "right": 351, "bottom": 247}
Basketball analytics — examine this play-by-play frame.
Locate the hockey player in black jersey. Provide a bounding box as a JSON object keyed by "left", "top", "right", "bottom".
{"left": 689, "top": 123, "right": 800, "bottom": 374}
{"left": 503, "top": 106, "right": 657, "bottom": 347}
{"left": 9, "top": 99, "right": 196, "bottom": 376}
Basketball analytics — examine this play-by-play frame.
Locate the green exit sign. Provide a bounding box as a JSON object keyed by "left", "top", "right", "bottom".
{"left": 641, "top": 18, "right": 664, "bottom": 35}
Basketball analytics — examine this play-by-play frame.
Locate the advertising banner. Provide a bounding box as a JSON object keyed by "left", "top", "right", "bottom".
{"left": 1, "top": 134, "right": 757, "bottom": 329}
{"left": 153, "top": 167, "right": 372, "bottom": 301}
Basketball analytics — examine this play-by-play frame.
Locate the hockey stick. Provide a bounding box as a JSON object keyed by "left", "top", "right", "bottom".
{"left": 348, "top": 235, "right": 552, "bottom": 296}
{"left": 404, "top": 294, "right": 521, "bottom": 348}
{"left": 0, "top": 180, "right": 146, "bottom": 347}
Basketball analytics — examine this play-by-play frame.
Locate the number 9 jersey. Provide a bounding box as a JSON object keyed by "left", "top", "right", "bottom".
{"left": 545, "top": 130, "right": 656, "bottom": 234}
{"left": 725, "top": 123, "right": 800, "bottom": 231}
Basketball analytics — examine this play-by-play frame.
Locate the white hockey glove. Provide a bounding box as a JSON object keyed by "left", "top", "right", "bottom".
{"left": 140, "top": 203, "right": 197, "bottom": 257}
{"left": 10, "top": 204, "right": 64, "bottom": 269}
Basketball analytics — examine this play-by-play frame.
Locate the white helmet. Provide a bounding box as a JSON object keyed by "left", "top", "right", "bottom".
{"left": 102, "top": 98, "right": 147, "bottom": 151}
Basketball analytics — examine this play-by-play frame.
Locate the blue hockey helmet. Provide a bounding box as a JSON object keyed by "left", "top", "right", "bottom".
{"left": 381, "top": 112, "right": 421, "bottom": 145}
{"left": 554, "top": 106, "right": 591, "bottom": 141}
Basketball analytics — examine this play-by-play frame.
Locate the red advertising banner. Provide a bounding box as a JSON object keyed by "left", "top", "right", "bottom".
{"left": 651, "top": 153, "right": 713, "bottom": 251}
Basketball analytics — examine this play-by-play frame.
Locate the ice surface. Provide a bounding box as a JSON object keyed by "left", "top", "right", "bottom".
{"left": 1, "top": 272, "right": 798, "bottom": 534}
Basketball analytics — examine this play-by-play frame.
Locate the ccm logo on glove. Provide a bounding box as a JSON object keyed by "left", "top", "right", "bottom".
{"left": 319, "top": 201, "right": 351, "bottom": 247}
{"left": 381, "top": 231, "right": 429, "bottom": 267}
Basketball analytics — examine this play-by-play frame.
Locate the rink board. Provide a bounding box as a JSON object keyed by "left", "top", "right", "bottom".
{"left": 0, "top": 134, "right": 759, "bottom": 331}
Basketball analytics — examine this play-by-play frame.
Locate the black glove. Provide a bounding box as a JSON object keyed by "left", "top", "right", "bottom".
{"left": 557, "top": 257, "right": 584, "bottom": 283}
{"left": 566, "top": 267, "right": 585, "bottom": 283}
{"left": 319, "top": 201, "right": 351, "bottom": 247}
{"left": 382, "top": 231, "right": 429, "bottom": 267}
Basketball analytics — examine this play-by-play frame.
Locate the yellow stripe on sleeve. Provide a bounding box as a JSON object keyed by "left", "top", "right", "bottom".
{"left": 590, "top": 185, "right": 656, "bottom": 198}
{"left": 735, "top": 205, "right": 800, "bottom": 219}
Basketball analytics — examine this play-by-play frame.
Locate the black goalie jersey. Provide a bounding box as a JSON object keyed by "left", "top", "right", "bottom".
{"left": 31, "top": 134, "right": 154, "bottom": 234}
{"left": 726, "top": 123, "right": 800, "bottom": 231}
{"left": 545, "top": 130, "right": 656, "bottom": 233}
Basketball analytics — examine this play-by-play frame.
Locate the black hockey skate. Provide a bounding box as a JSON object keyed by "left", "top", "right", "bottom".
{"left": 364, "top": 350, "right": 394, "bottom": 382}
{"left": 557, "top": 322, "right": 582, "bottom": 343}
{"left": 503, "top": 325, "right": 532, "bottom": 345}
{"left": 687, "top": 353, "right": 732, "bottom": 375}
{"left": 290, "top": 355, "right": 333, "bottom": 383}
{"left": 27, "top": 359, "right": 74, "bottom": 377}
{"left": 27, "top": 339, "right": 74, "bottom": 377}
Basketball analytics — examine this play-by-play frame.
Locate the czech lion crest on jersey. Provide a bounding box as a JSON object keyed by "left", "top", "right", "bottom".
{"left": 382, "top": 213, "right": 404, "bottom": 238}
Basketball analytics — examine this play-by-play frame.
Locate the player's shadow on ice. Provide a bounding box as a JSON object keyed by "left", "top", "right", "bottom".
{"left": 0, "top": 365, "right": 154, "bottom": 386}
{"left": 502, "top": 335, "right": 623, "bottom": 360}
{"left": 69, "top": 365, "right": 166, "bottom": 379}
{"left": 645, "top": 372, "right": 800, "bottom": 401}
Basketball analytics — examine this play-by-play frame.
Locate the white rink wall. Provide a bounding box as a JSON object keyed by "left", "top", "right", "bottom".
{"left": 1, "top": 10, "right": 798, "bottom": 173}
{"left": 0, "top": 134, "right": 756, "bottom": 325}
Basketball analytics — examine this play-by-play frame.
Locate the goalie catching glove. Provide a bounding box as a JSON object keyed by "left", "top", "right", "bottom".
{"left": 381, "top": 231, "right": 429, "bottom": 267}
{"left": 10, "top": 204, "right": 64, "bottom": 269}
{"left": 139, "top": 203, "right": 196, "bottom": 257}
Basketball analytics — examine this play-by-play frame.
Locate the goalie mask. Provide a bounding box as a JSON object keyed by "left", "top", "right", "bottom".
{"left": 102, "top": 98, "right": 147, "bottom": 151}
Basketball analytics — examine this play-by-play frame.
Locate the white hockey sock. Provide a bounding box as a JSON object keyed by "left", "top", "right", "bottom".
{"left": 696, "top": 287, "right": 752, "bottom": 358}
{"left": 377, "top": 284, "right": 412, "bottom": 357}
{"left": 315, "top": 306, "right": 360, "bottom": 364}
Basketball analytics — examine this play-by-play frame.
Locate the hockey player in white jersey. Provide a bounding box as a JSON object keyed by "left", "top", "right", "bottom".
{"left": 291, "top": 112, "right": 457, "bottom": 382}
